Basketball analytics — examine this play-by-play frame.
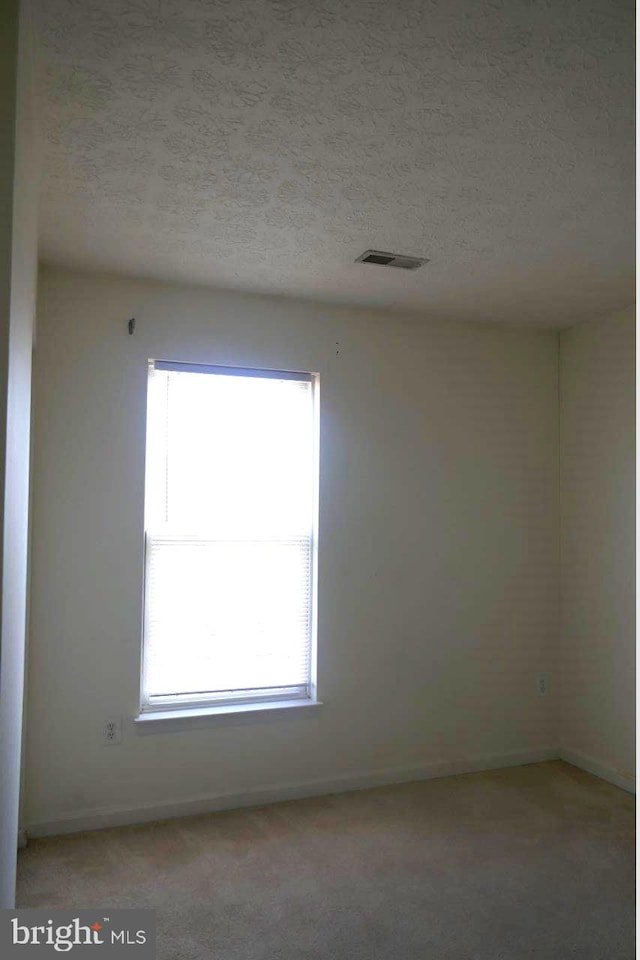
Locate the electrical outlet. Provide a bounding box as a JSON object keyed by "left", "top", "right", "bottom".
{"left": 537, "top": 674, "right": 548, "bottom": 696}
{"left": 103, "top": 717, "right": 122, "bottom": 745}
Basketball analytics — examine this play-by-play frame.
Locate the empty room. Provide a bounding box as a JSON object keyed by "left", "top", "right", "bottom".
{"left": 0, "top": 0, "right": 635, "bottom": 958}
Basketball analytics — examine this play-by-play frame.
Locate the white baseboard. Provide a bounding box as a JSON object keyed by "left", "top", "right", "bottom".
{"left": 559, "top": 747, "right": 636, "bottom": 794}
{"left": 25, "top": 746, "right": 557, "bottom": 839}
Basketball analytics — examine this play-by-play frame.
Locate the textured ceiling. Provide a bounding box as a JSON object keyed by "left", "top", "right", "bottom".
{"left": 32, "top": 0, "right": 634, "bottom": 325}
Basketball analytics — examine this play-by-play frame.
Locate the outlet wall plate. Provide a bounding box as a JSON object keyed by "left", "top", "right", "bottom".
{"left": 536, "top": 675, "right": 548, "bottom": 696}
{"left": 103, "top": 717, "right": 122, "bottom": 745}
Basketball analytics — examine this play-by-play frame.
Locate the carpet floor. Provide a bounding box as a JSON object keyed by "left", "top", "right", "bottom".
{"left": 17, "top": 760, "right": 635, "bottom": 959}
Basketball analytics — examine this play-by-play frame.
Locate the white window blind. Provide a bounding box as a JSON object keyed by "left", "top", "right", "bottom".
{"left": 141, "top": 360, "right": 318, "bottom": 711}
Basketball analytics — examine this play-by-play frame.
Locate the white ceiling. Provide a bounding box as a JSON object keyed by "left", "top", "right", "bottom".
{"left": 32, "top": 0, "right": 634, "bottom": 326}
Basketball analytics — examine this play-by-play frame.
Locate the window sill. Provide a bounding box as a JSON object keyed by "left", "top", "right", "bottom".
{"left": 133, "top": 698, "right": 322, "bottom": 734}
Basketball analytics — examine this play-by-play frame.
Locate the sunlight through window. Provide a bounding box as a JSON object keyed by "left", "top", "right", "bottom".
{"left": 141, "top": 360, "right": 318, "bottom": 712}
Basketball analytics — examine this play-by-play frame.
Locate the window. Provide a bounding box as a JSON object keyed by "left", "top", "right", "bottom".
{"left": 140, "top": 360, "right": 319, "bottom": 716}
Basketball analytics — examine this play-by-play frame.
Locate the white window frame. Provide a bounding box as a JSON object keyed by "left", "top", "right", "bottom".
{"left": 136, "top": 359, "right": 320, "bottom": 724}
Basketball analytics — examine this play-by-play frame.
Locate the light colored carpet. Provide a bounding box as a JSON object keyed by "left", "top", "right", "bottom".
{"left": 17, "top": 760, "right": 635, "bottom": 959}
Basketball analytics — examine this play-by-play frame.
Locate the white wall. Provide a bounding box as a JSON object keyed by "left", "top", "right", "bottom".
{"left": 0, "top": 0, "right": 38, "bottom": 907}
{"left": 25, "top": 266, "right": 560, "bottom": 834}
{"left": 559, "top": 308, "right": 635, "bottom": 787}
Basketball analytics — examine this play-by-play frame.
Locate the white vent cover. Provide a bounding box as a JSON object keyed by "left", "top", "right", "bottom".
{"left": 355, "top": 250, "right": 428, "bottom": 270}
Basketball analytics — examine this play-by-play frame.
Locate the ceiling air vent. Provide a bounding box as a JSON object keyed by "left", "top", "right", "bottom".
{"left": 356, "top": 249, "right": 428, "bottom": 270}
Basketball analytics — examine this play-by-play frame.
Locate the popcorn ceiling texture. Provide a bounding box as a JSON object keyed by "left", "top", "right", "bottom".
{"left": 32, "top": 0, "right": 634, "bottom": 325}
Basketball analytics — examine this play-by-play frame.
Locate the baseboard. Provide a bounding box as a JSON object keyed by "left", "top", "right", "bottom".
{"left": 25, "top": 746, "right": 557, "bottom": 839}
{"left": 559, "top": 747, "right": 636, "bottom": 794}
